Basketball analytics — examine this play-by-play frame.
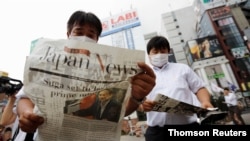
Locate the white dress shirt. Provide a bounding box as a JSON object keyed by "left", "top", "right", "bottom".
{"left": 146, "top": 62, "right": 206, "bottom": 126}
{"left": 224, "top": 92, "right": 238, "bottom": 107}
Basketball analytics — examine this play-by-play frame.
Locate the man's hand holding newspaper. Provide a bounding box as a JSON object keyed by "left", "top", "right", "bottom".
{"left": 22, "top": 38, "right": 147, "bottom": 141}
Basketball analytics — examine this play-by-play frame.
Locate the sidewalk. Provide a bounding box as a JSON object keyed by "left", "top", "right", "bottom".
{"left": 242, "top": 108, "right": 250, "bottom": 124}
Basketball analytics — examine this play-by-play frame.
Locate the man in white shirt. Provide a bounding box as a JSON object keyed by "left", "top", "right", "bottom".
{"left": 15, "top": 10, "right": 156, "bottom": 141}
{"left": 139, "top": 36, "right": 214, "bottom": 141}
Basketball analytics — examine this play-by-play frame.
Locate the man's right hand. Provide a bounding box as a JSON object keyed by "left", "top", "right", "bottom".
{"left": 17, "top": 98, "right": 44, "bottom": 133}
{"left": 19, "top": 111, "right": 44, "bottom": 133}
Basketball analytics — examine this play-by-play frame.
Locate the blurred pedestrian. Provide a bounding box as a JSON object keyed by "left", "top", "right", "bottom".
{"left": 223, "top": 87, "right": 245, "bottom": 125}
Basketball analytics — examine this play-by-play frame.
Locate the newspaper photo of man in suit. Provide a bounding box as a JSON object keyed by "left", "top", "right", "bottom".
{"left": 72, "top": 89, "right": 122, "bottom": 122}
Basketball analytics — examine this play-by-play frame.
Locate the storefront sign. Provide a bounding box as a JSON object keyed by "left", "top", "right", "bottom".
{"left": 209, "top": 6, "right": 231, "bottom": 21}
{"left": 101, "top": 9, "right": 141, "bottom": 37}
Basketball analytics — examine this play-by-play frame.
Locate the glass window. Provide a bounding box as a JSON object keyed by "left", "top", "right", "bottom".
{"left": 218, "top": 17, "right": 245, "bottom": 48}
{"left": 224, "top": 35, "right": 245, "bottom": 48}
{"left": 235, "top": 58, "right": 250, "bottom": 81}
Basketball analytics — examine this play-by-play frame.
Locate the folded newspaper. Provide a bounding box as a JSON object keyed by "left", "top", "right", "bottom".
{"left": 152, "top": 94, "right": 228, "bottom": 124}
{"left": 23, "top": 38, "right": 145, "bottom": 141}
{"left": 152, "top": 94, "right": 218, "bottom": 115}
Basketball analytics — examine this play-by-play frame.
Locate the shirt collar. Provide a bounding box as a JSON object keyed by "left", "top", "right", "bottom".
{"left": 152, "top": 63, "right": 169, "bottom": 70}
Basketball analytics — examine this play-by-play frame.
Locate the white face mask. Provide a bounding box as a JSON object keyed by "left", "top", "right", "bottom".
{"left": 69, "top": 36, "right": 97, "bottom": 43}
{"left": 149, "top": 53, "right": 169, "bottom": 67}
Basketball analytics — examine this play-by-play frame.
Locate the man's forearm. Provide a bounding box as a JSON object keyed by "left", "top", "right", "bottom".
{"left": 17, "top": 98, "right": 34, "bottom": 117}
{"left": 0, "top": 97, "right": 16, "bottom": 125}
{"left": 196, "top": 88, "right": 211, "bottom": 103}
{"left": 125, "top": 97, "right": 140, "bottom": 116}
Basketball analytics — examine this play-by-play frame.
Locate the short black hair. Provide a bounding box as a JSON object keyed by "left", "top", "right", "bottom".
{"left": 224, "top": 87, "right": 229, "bottom": 91}
{"left": 67, "top": 10, "right": 102, "bottom": 37}
{"left": 146, "top": 36, "right": 170, "bottom": 54}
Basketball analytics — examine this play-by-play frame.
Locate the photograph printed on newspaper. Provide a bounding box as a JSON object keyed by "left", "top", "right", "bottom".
{"left": 23, "top": 38, "right": 145, "bottom": 141}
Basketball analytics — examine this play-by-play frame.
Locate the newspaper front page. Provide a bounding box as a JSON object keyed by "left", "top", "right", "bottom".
{"left": 23, "top": 38, "right": 145, "bottom": 141}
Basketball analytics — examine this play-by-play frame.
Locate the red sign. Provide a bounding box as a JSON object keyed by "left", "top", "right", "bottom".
{"left": 100, "top": 9, "right": 141, "bottom": 37}
{"left": 209, "top": 6, "right": 231, "bottom": 21}
{"left": 102, "top": 21, "right": 109, "bottom": 31}
{"left": 111, "top": 11, "right": 137, "bottom": 25}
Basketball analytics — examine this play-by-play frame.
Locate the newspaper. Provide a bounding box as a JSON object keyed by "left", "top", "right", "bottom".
{"left": 152, "top": 94, "right": 213, "bottom": 115}
{"left": 23, "top": 38, "right": 145, "bottom": 141}
{"left": 152, "top": 94, "right": 228, "bottom": 124}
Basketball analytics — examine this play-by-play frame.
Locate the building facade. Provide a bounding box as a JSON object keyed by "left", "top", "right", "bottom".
{"left": 194, "top": 0, "right": 250, "bottom": 106}
{"left": 160, "top": 0, "right": 250, "bottom": 107}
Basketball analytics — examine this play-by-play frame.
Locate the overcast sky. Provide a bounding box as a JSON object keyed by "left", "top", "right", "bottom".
{"left": 0, "top": 0, "right": 193, "bottom": 80}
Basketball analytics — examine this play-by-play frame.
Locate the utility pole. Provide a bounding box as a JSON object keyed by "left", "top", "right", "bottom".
{"left": 212, "top": 67, "right": 222, "bottom": 87}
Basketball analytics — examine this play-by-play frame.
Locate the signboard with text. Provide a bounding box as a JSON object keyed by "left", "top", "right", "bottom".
{"left": 208, "top": 6, "right": 231, "bottom": 21}
{"left": 101, "top": 9, "right": 141, "bottom": 37}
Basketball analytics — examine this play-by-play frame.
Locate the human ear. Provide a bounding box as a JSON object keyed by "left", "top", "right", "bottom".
{"left": 67, "top": 32, "right": 70, "bottom": 38}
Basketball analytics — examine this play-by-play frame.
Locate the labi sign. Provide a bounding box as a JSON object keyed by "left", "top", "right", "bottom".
{"left": 101, "top": 9, "right": 141, "bottom": 37}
